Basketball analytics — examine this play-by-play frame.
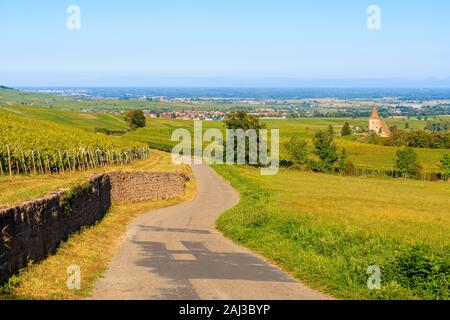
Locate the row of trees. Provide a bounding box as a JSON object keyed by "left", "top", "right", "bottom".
{"left": 325, "top": 123, "right": 353, "bottom": 137}
{"left": 365, "top": 130, "right": 450, "bottom": 149}
{"left": 425, "top": 119, "right": 450, "bottom": 132}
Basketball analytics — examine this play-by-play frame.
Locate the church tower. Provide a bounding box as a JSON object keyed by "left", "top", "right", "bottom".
{"left": 369, "top": 107, "right": 391, "bottom": 137}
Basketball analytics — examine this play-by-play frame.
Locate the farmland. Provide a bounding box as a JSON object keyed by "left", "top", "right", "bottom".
{"left": 213, "top": 164, "right": 450, "bottom": 299}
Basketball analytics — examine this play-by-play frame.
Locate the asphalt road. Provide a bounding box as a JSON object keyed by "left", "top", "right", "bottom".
{"left": 91, "top": 163, "right": 331, "bottom": 300}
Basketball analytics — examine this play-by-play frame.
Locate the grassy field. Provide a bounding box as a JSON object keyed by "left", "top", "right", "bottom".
{"left": 213, "top": 164, "right": 450, "bottom": 300}
{"left": 0, "top": 151, "right": 196, "bottom": 300}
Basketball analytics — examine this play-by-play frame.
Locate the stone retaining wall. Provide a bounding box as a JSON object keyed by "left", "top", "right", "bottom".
{"left": 0, "top": 171, "right": 187, "bottom": 284}
{"left": 109, "top": 172, "right": 187, "bottom": 203}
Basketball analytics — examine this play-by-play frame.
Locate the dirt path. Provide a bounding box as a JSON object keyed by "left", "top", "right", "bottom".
{"left": 91, "top": 163, "right": 331, "bottom": 300}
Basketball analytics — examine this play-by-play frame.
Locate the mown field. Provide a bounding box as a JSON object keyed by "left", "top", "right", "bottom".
{"left": 213, "top": 164, "right": 450, "bottom": 299}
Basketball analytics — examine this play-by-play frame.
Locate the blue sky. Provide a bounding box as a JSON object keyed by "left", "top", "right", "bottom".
{"left": 1, "top": 0, "right": 450, "bottom": 86}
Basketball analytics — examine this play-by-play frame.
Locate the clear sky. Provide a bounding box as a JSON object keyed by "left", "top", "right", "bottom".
{"left": 1, "top": 0, "right": 450, "bottom": 86}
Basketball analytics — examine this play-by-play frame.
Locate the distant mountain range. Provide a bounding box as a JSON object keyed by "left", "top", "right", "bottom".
{"left": 0, "top": 85, "right": 13, "bottom": 90}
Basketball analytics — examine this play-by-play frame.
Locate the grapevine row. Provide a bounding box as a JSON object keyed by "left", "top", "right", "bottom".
{"left": 0, "top": 145, "right": 149, "bottom": 176}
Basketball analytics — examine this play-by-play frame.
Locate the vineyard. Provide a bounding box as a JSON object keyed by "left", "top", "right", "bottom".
{"left": 0, "top": 113, "right": 149, "bottom": 175}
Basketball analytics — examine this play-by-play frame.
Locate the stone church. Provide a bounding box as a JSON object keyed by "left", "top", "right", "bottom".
{"left": 369, "top": 107, "right": 391, "bottom": 137}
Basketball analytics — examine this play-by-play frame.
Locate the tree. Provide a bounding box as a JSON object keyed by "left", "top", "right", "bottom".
{"left": 284, "top": 136, "right": 309, "bottom": 167}
{"left": 405, "top": 122, "right": 410, "bottom": 130}
{"left": 341, "top": 123, "right": 352, "bottom": 136}
{"left": 394, "top": 147, "right": 422, "bottom": 179}
{"left": 337, "top": 148, "right": 355, "bottom": 174}
{"left": 313, "top": 131, "right": 339, "bottom": 172}
{"left": 440, "top": 153, "right": 450, "bottom": 179}
{"left": 223, "top": 111, "right": 266, "bottom": 164}
{"left": 125, "top": 109, "right": 146, "bottom": 131}
{"left": 224, "top": 111, "right": 265, "bottom": 131}
{"left": 327, "top": 124, "right": 335, "bottom": 137}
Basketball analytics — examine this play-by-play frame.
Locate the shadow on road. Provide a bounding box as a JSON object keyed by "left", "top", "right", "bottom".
{"left": 134, "top": 239, "right": 296, "bottom": 283}
{"left": 138, "top": 225, "right": 211, "bottom": 234}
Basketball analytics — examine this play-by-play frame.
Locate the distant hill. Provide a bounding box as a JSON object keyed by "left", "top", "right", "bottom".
{"left": 0, "top": 85, "right": 13, "bottom": 90}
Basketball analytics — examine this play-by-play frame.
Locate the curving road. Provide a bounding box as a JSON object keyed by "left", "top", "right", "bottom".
{"left": 91, "top": 163, "right": 331, "bottom": 300}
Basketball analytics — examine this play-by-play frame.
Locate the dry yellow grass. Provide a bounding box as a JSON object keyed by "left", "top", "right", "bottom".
{"left": 0, "top": 150, "right": 197, "bottom": 300}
